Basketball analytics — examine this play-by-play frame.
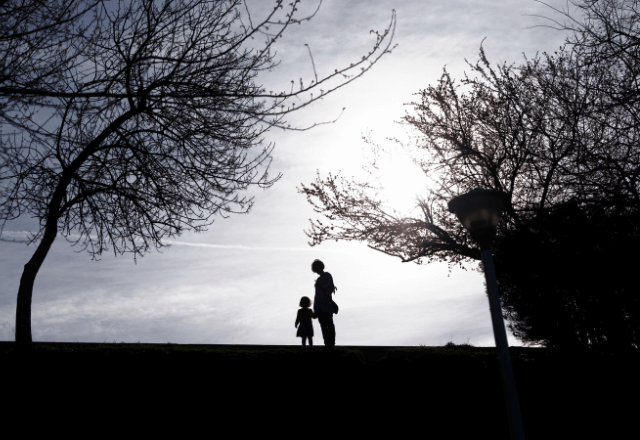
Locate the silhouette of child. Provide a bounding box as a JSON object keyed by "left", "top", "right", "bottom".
{"left": 295, "top": 296, "right": 316, "bottom": 350}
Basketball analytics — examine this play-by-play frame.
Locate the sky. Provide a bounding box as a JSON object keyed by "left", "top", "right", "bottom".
{"left": 0, "top": 0, "right": 573, "bottom": 346}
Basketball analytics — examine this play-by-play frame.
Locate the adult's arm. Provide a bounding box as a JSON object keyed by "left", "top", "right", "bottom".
{"left": 320, "top": 273, "right": 335, "bottom": 294}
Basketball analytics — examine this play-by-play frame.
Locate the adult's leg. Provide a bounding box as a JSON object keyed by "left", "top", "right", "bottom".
{"left": 325, "top": 313, "right": 336, "bottom": 346}
{"left": 317, "top": 313, "right": 330, "bottom": 346}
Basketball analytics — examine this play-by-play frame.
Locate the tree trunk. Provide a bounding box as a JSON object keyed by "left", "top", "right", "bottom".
{"left": 15, "top": 229, "right": 58, "bottom": 350}
{"left": 12, "top": 95, "right": 137, "bottom": 350}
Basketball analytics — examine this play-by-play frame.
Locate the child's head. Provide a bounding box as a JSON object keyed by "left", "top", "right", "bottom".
{"left": 300, "top": 296, "right": 311, "bottom": 308}
{"left": 311, "top": 259, "right": 324, "bottom": 274}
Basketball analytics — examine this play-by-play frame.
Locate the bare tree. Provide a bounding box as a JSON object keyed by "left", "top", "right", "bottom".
{"left": 533, "top": 0, "right": 640, "bottom": 110}
{"left": 527, "top": 0, "right": 640, "bottom": 207}
{"left": 0, "top": 0, "right": 396, "bottom": 347}
{"left": 299, "top": 44, "right": 606, "bottom": 264}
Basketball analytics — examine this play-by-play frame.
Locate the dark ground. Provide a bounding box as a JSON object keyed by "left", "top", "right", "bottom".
{"left": 2, "top": 342, "right": 637, "bottom": 438}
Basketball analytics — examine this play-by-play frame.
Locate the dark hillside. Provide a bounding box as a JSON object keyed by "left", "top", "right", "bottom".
{"left": 2, "top": 342, "right": 637, "bottom": 438}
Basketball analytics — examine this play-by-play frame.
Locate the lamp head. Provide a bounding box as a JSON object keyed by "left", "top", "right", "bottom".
{"left": 448, "top": 188, "right": 510, "bottom": 250}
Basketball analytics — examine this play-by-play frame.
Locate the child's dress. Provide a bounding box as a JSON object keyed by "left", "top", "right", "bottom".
{"left": 296, "top": 308, "right": 315, "bottom": 337}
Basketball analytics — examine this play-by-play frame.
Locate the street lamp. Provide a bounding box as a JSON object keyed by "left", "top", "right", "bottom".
{"left": 448, "top": 188, "right": 526, "bottom": 440}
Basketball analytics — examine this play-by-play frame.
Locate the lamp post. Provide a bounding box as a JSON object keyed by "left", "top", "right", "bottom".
{"left": 448, "top": 188, "right": 525, "bottom": 440}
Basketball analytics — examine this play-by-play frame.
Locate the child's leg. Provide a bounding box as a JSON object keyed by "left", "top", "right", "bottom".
{"left": 308, "top": 337, "right": 313, "bottom": 347}
{"left": 301, "top": 336, "right": 307, "bottom": 347}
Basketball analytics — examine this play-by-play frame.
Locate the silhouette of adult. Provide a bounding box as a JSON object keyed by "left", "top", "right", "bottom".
{"left": 312, "top": 259, "right": 337, "bottom": 349}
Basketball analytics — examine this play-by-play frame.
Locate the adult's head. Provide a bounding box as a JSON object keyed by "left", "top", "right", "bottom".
{"left": 311, "top": 259, "right": 325, "bottom": 274}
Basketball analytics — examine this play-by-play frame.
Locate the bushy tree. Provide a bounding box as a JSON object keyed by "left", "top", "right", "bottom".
{"left": 0, "top": 0, "right": 396, "bottom": 346}
{"left": 299, "top": 0, "right": 639, "bottom": 350}
{"left": 493, "top": 199, "right": 640, "bottom": 351}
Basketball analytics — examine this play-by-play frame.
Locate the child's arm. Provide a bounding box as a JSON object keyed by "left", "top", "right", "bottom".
{"left": 295, "top": 310, "right": 300, "bottom": 328}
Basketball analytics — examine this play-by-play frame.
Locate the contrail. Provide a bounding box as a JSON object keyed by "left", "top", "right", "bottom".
{"left": 165, "top": 240, "right": 346, "bottom": 253}
{"left": 0, "top": 231, "right": 344, "bottom": 253}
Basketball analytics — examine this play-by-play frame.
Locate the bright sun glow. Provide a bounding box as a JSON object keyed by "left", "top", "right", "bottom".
{"left": 371, "top": 146, "right": 429, "bottom": 216}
